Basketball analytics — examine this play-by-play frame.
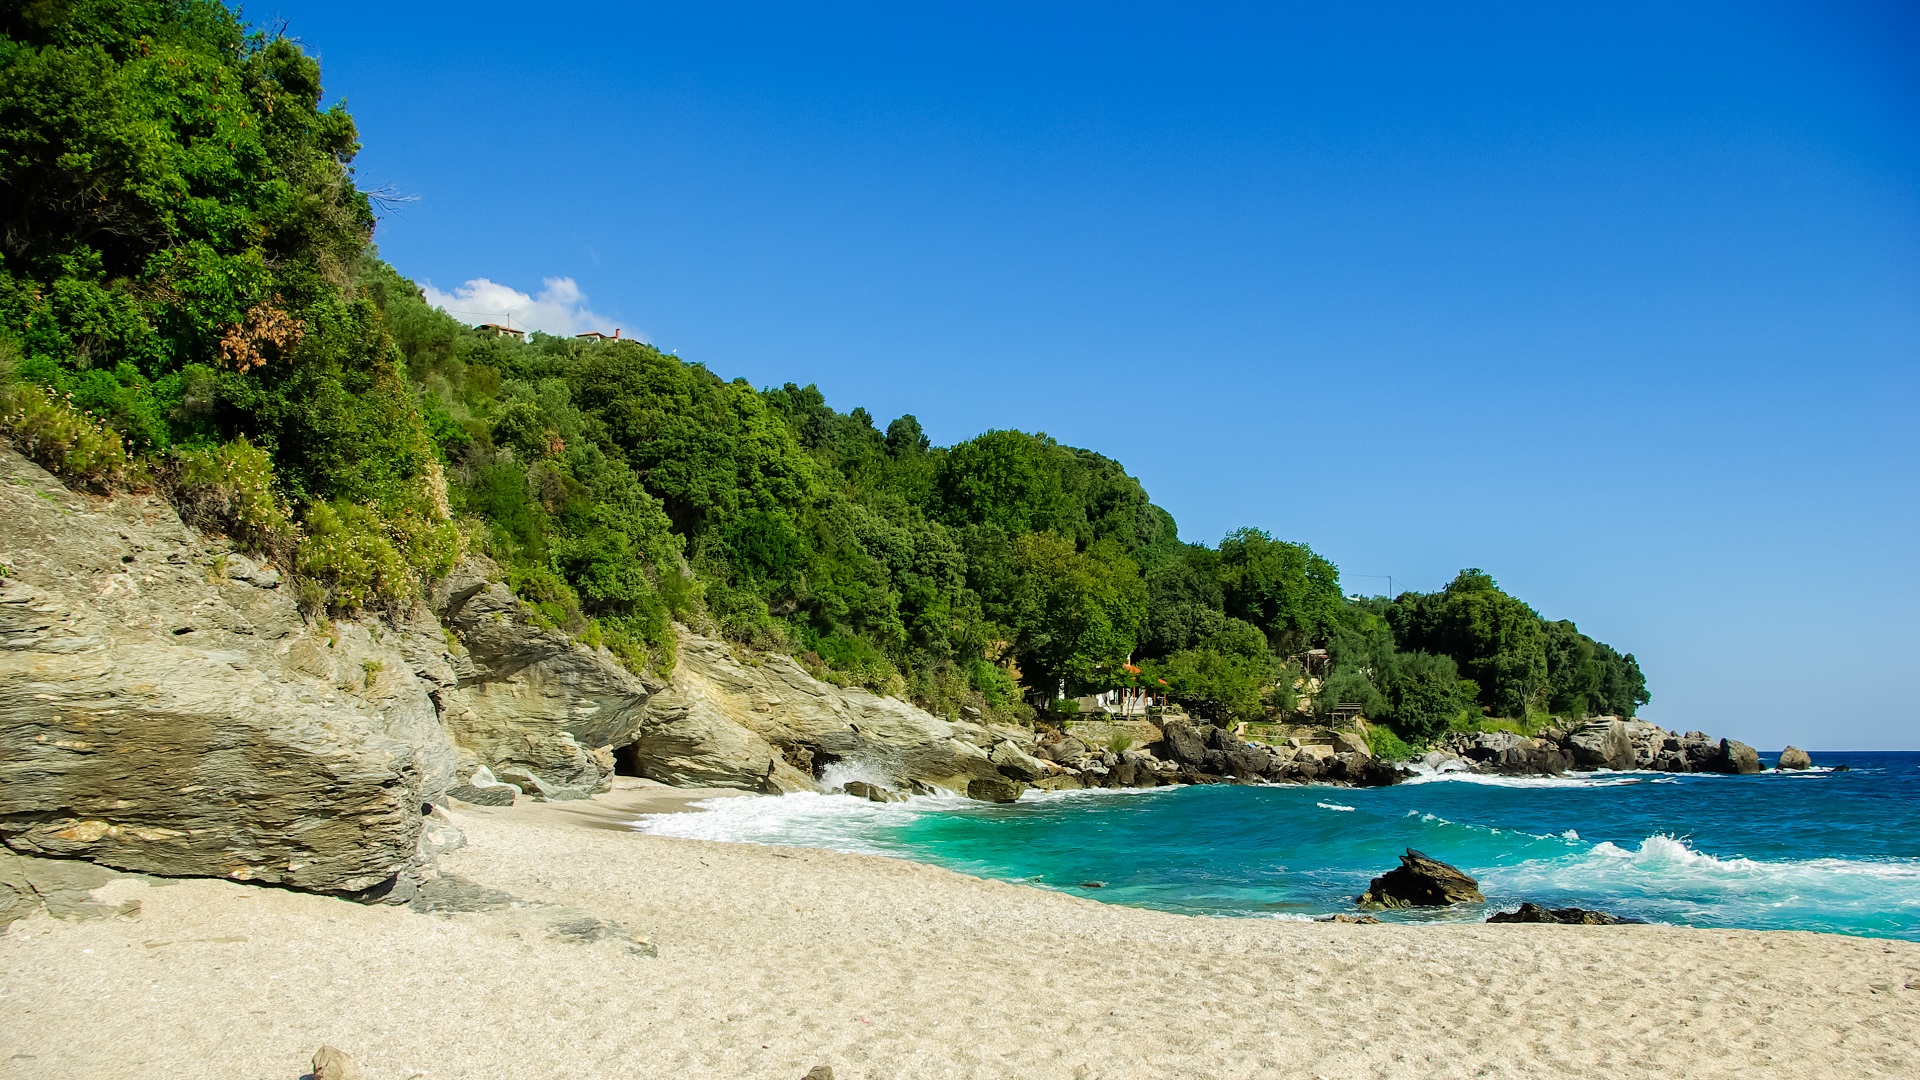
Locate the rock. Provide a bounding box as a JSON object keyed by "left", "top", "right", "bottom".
{"left": 1357, "top": 849, "right": 1485, "bottom": 908}
{"left": 433, "top": 558, "right": 654, "bottom": 799}
{"left": 989, "top": 740, "right": 1051, "bottom": 781}
{"left": 1159, "top": 719, "right": 1210, "bottom": 768}
{"left": 1316, "top": 913, "right": 1382, "bottom": 924}
{"left": 967, "top": 776, "right": 1027, "bottom": 803}
{"left": 803, "top": 1068, "right": 834, "bottom": 1080}
{"left": 1681, "top": 737, "right": 1718, "bottom": 771}
{"left": 630, "top": 629, "right": 1005, "bottom": 795}
{"left": 311, "top": 1045, "right": 360, "bottom": 1080}
{"left": 1030, "top": 774, "right": 1084, "bottom": 791}
{"left": 1333, "top": 731, "right": 1371, "bottom": 758}
{"left": 1650, "top": 749, "right": 1689, "bottom": 773}
{"left": 1621, "top": 719, "right": 1665, "bottom": 767}
{"left": 842, "top": 781, "right": 905, "bottom": 803}
{"left": 1220, "top": 746, "right": 1272, "bottom": 779}
{"left": 1565, "top": 718, "right": 1637, "bottom": 771}
{"left": 0, "top": 849, "right": 141, "bottom": 926}
{"left": 1035, "top": 736, "right": 1088, "bottom": 763}
{"left": 1777, "top": 746, "right": 1812, "bottom": 770}
{"left": 1462, "top": 731, "right": 1568, "bottom": 775}
{"left": 445, "top": 780, "right": 517, "bottom": 807}
{"left": 1351, "top": 757, "right": 1405, "bottom": 787}
{"left": 0, "top": 447, "right": 453, "bottom": 896}
{"left": 1707, "top": 738, "right": 1762, "bottom": 775}
{"left": 1487, "top": 902, "right": 1637, "bottom": 925}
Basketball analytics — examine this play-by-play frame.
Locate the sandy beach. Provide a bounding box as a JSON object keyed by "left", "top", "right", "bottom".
{"left": 2, "top": 778, "right": 1916, "bottom": 1080}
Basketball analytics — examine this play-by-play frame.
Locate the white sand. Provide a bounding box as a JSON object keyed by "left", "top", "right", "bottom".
{"left": 3, "top": 779, "right": 1917, "bottom": 1080}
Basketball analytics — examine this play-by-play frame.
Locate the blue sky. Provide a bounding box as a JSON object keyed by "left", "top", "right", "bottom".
{"left": 270, "top": 1, "right": 1918, "bottom": 750}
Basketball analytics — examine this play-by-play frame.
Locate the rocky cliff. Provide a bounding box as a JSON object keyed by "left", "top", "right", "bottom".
{"left": 0, "top": 447, "right": 454, "bottom": 896}
{"left": 427, "top": 557, "right": 656, "bottom": 801}
{"left": 625, "top": 629, "right": 1014, "bottom": 794}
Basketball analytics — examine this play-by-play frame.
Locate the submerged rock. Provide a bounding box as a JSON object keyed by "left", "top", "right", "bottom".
{"left": 1487, "top": 902, "right": 1638, "bottom": 925}
{"left": 1357, "top": 849, "right": 1485, "bottom": 908}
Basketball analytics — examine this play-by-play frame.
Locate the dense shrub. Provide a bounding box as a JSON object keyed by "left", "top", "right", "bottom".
{"left": 0, "top": 381, "right": 138, "bottom": 492}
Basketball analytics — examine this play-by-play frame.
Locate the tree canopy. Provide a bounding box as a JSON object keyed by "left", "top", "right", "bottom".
{"left": 0, "top": 0, "right": 1649, "bottom": 740}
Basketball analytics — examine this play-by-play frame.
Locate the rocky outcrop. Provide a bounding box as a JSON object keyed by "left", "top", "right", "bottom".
{"left": 1777, "top": 746, "right": 1812, "bottom": 770}
{"left": 0, "top": 446, "right": 454, "bottom": 896}
{"left": 1487, "top": 902, "right": 1637, "bottom": 925}
{"left": 1357, "top": 850, "right": 1485, "bottom": 907}
{"left": 1435, "top": 718, "right": 1801, "bottom": 779}
{"left": 1459, "top": 731, "right": 1571, "bottom": 775}
{"left": 967, "top": 776, "right": 1028, "bottom": 803}
{"left": 626, "top": 629, "right": 1009, "bottom": 795}
{"left": 430, "top": 558, "right": 655, "bottom": 800}
{"left": 1566, "top": 718, "right": 1637, "bottom": 771}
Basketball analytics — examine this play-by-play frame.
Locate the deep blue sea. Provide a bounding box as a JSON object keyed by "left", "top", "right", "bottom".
{"left": 634, "top": 751, "right": 1920, "bottom": 941}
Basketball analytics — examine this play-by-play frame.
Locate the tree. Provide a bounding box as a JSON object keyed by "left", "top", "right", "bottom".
{"left": 1384, "top": 651, "right": 1474, "bottom": 743}
{"left": 1217, "top": 528, "right": 1343, "bottom": 653}
{"left": 1005, "top": 533, "right": 1147, "bottom": 695}
{"left": 1389, "top": 569, "right": 1547, "bottom": 719}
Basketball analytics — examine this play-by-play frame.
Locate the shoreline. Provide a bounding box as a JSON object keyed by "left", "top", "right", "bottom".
{"left": 7, "top": 782, "right": 1913, "bottom": 1079}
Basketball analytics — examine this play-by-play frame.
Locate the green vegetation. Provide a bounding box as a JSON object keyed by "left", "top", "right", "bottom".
{"left": 0, "top": 1, "right": 1650, "bottom": 732}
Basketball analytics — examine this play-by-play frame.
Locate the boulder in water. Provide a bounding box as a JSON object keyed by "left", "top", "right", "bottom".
{"left": 842, "top": 781, "right": 905, "bottom": 803}
{"left": 1357, "top": 849, "right": 1484, "bottom": 907}
{"left": 1777, "top": 746, "right": 1812, "bottom": 770}
{"left": 1708, "top": 738, "right": 1762, "bottom": 775}
{"left": 967, "top": 776, "right": 1027, "bottom": 803}
{"left": 1487, "top": 902, "right": 1638, "bottom": 925}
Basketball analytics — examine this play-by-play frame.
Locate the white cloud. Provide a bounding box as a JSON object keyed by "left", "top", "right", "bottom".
{"left": 422, "top": 276, "right": 640, "bottom": 340}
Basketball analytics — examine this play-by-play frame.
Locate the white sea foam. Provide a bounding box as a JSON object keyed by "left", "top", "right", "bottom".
{"left": 1484, "top": 834, "right": 1920, "bottom": 926}
{"left": 1399, "top": 770, "right": 1650, "bottom": 789}
{"left": 1316, "top": 801, "right": 1357, "bottom": 812}
{"left": 631, "top": 791, "right": 945, "bottom": 856}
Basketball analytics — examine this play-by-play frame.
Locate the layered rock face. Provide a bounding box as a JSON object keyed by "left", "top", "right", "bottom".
{"left": 627, "top": 630, "right": 1009, "bottom": 794}
{"left": 0, "top": 448, "right": 453, "bottom": 895}
{"left": 429, "top": 558, "right": 655, "bottom": 800}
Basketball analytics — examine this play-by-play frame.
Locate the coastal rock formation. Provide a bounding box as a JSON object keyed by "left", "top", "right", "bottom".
{"left": 431, "top": 558, "right": 655, "bottom": 800}
{"left": 627, "top": 629, "right": 1008, "bottom": 794}
{"left": 1487, "top": 902, "right": 1637, "bottom": 925}
{"left": 1357, "top": 850, "right": 1485, "bottom": 907}
{"left": 1777, "top": 746, "right": 1812, "bottom": 770}
{"left": 1459, "top": 731, "right": 1571, "bottom": 775}
{"left": 0, "top": 447, "right": 453, "bottom": 896}
{"left": 1710, "top": 738, "right": 1763, "bottom": 775}
{"left": 967, "top": 776, "right": 1028, "bottom": 803}
{"left": 1566, "top": 718, "right": 1637, "bottom": 771}
{"left": 1440, "top": 718, "right": 1801, "bottom": 779}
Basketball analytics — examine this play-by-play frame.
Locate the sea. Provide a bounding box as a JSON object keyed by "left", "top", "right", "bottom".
{"left": 633, "top": 750, "right": 1920, "bottom": 942}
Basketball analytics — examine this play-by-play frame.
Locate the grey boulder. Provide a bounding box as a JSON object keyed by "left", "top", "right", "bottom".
{"left": 1566, "top": 718, "right": 1638, "bottom": 772}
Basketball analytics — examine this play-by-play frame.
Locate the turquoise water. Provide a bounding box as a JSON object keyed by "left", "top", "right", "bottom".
{"left": 634, "top": 751, "right": 1920, "bottom": 941}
